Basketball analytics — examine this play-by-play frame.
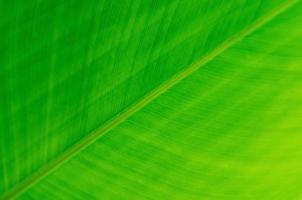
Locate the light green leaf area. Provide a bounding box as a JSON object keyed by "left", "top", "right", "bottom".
{"left": 1, "top": 0, "right": 302, "bottom": 199}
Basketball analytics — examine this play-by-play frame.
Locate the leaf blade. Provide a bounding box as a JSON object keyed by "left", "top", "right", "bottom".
{"left": 8, "top": 0, "right": 302, "bottom": 199}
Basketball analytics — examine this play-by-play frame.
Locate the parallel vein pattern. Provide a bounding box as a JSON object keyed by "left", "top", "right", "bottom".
{"left": 0, "top": 0, "right": 301, "bottom": 199}
{"left": 21, "top": 1, "right": 302, "bottom": 199}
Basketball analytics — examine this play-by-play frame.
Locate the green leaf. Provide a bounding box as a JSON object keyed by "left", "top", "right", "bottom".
{"left": 1, "top": 0, "right": 302, "bottom": 199}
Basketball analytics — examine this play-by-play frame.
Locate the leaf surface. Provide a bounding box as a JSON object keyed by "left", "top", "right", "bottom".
{"left": 0, "top": 0, "right": 301, "bottom": 199}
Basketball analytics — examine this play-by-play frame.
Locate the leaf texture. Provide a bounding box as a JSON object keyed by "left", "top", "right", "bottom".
{"left": 0, "top": 0, "right": 302, "bottom": 199}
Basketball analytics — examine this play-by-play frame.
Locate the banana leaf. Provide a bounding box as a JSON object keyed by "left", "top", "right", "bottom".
{"left": 1, "top": 0, "right": 302, "bottom": 199}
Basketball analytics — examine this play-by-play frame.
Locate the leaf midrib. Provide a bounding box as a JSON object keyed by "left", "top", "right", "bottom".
{"left": 1, "top": 1, "right": 299, "bottom": 199}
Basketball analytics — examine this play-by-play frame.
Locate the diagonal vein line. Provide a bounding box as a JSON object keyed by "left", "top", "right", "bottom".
{"left": 1, "top": 0, "right": 299, "bottom": 199}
